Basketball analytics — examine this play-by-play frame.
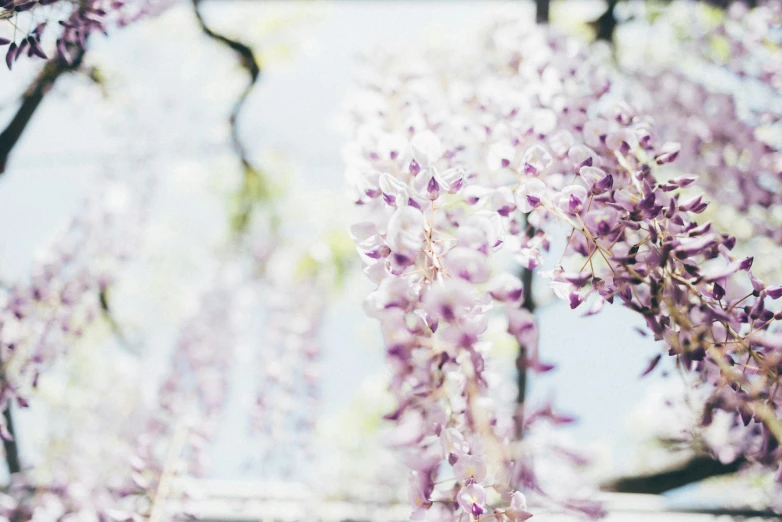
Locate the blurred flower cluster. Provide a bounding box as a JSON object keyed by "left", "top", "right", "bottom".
{"left": 0, "top": 181, "right": 146, "bottom": 436}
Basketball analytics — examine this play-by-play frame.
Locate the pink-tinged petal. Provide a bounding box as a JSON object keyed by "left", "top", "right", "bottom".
{"left": 506, "top": 491, "right": 534, "bottom": 521}
{"left": 6, "top": 43, "right": 17, "bottom": 70}
{"left": 568, "top": 144, "right": 596, "bottom": 170}
{"left": 446, "top": 247, "right": 490, "bottom": 283}
{"left": 557, "top": 185, "right": 587, "bottom": 214}
{"left": 767, "top": 286, "right": 782, "bottom": 300}
{"left": 640, "top": 354, "right": 662, "bottom": 377}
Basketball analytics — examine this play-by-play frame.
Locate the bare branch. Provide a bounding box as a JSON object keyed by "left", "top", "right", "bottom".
{"left": 0, "top": 45, "right": 86, "bottom": 174}
{"left": 601, "top": 455, "right": 745, "bottom": 495}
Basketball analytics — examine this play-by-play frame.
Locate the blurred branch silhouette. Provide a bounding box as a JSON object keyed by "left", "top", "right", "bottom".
{"left": 514, "top": 219, "right": 537, "bottom": 440}
{"left": 0, "top": 45, "right": 86, "bottom": 174}
{"left": 191, "top": 0, "right": 260, "bottom": 171}
{"left": 536, "top": 0, "right": 549, "bottom": 23}
{"left": 2, "top": 402, "right": 20, "bottom": 475}
{"left": 514, "top": 263, "right": 535, "bottom": 439}
{"left": 1, "top": 350, "right": 21, "bottom": 475}
{"left": 191, "top": 0, "right": 272, "bottom": 233}
{"left": 602, "top": 455, "right": 746, "bottom": 494}
{"left": 592, "top": 0, "right": 618, "bottom": 42}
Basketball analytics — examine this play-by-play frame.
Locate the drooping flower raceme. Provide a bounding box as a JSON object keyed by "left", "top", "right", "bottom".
{"left": 252, "top": 243, "right": 325, "bottom": 481}
{"left": 0, "top": 181, "right": 150, "bottom": 521}
{"left": 345, "top": 19, "right": 615, "bottom": 520}
{"left": 0, "top": 181, "right": 146, "bottom": 440}
{"left": 346, "top": 10, "right": 782, "bottom": 519}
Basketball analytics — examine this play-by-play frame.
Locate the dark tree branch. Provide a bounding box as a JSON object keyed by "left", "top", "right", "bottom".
{"left": 2, "top": 405, "right": 20, "bottom": 475}
{"left": 591, "top": 0, "right": 749, "bottom": 46}
{"left": 191, "top": 0, "right": 259, "bottom": 174}
{"left": 591, "top": 0, "right": 618, "bottom": 43}
{"left": 0, "top": 46, "right": 86, "bottom": 174}
{"left": 601, "top": 455, "right": 746, "bottom": 495}
{"left": 191, "top": 0, "right": 269, "bottom": 232}
{"left": 536, "top": 0, "right": 550, "bottom": 24}
{"left": 514, "top": 223, "right": 537, "bottom": 439}
{"left": 1, "top": 351, "right": 20, "bottom": 475}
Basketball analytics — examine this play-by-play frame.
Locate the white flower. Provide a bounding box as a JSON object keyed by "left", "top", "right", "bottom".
{"left": 386, "top": 206, "right": 425, "bottom": 252}
{"left": 515, "top": 178, "right": 547, "bottom": 213}
{"left": 446, "top": 247, "right": 490, "bottom": 283}
{"left": 521, "top": 144, "right": 553, "bottom": 175}
{"left": 410, "top": 131, "right": 443, "bottom": 168}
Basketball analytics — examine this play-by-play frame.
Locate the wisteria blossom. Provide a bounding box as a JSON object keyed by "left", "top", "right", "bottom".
{"left": 346, "top": 7, "right": 782, "bottom": 519}
{"left": 0, "top": 181, "right": 147, "bottom": 440}
{"left": 621, "top": 3, "right": 781, "bottom": 246}
{"left": 0, "top": 0, "right": 167, "bottom": 68}
{"left": 252, "top": 243, "right": 326, "bottom": 479}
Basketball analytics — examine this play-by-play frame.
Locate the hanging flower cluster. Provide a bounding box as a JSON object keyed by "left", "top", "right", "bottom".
{"left": 129, "top": 265, "right": 251, "bottom": 522}
{"left": 0, "top": 260, "right": 257, "bottom": 522}
{"left": 0, "top": 185, "right": 153, "bottom": 521}
{"left": 0, "top": 181, "right": 146, "bottom": 440}
{"left": 0, "top": 0, "right": 166, "bottom": 69}
{"left": 0, "top": 349, "right": 144, "bottom": 522}
{"left": 614, "top": 0, "right": 782, "bottom": 477}
{"left": 252, "top": 266, "right": 324, "bottom": 479}
{"left": 346, "top": 10, "right": 782, "bottom": 519}
{"left": 345, "top": 18, "right": 613, "bottom": 520}
{"left": 618, "top": 1, "right": 781, "bottom": 248}
{"left": 631, "top": 70, "right": 781, "bottom": 242}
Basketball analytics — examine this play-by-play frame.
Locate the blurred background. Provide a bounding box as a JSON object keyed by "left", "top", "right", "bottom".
{"left": 0, "top": 0, "right": 780, "bottom": 520}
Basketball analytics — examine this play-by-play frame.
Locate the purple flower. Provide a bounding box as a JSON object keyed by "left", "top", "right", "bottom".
{"left": 557, "top": 185, "right": 588, "bottom": 214}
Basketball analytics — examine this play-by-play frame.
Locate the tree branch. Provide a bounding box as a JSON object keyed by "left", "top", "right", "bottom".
{"left": 1, "top": 350, "right": 20, "bottom": 475}
{"left": 514, "top": 225, "right": 537, "bottom": 439}
{"left": 591, "top": 0, "right": 618, "bottom": 43}
{"left": 191, "top": 0, "right": 259, "bottom": 173}
{"left": 191, "top": 0, "right": 268, "bottom": 232}
{"left": 0, "top": 46, "right": 86, "bottom": 174}
{"left": 2, "top": 405, "right": 20, "bottom": 475}
{"left": 601, "top": 455, "right": 745, "bottom": 495}
{"left": 536, "top": 0, "right": 550, "bottom": 24}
